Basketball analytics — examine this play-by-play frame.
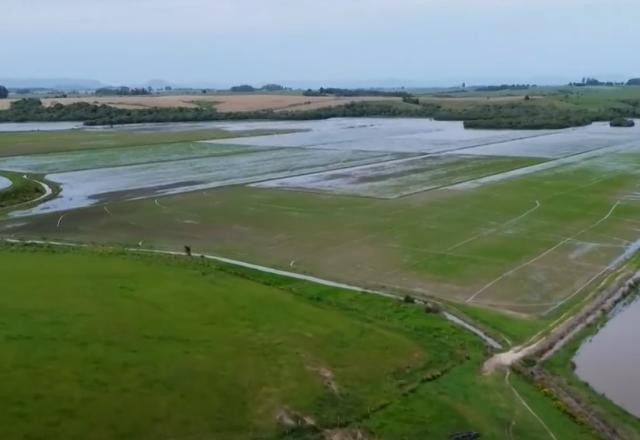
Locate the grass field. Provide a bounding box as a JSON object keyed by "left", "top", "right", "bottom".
{"left": 8, "top": 148, "right": 640, "bottom": 319}
{"left": 0, "top": 172, "right": 46, "bottom": 209}
{"left": 0, "top": 127, "right": 288, "bottom": 157}
{"left": 0, "top": 244, "right": 599, "bottom": 439}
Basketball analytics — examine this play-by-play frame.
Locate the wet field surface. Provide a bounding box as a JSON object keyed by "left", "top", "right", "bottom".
{"left": 2, "top": 118, "right": 640, "bottom": 215}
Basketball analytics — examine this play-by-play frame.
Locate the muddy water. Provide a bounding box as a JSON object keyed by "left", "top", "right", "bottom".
{"left": 573, "top": 296, "right": 640, "bottom": 417}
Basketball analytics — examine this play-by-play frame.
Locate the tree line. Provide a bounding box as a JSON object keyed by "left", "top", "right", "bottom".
{"left": 1, "top": 95, "right": 637, "bottom": 130}
{"left": 302, "top": 87, "right": 412, "bottom": 98}
{"left": 95, "top": 86, "right": 152, "bottom": 96}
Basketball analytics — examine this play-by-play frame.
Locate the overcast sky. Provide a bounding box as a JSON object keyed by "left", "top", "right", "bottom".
{"left": 3, "top": 0, "right": 639, "bottom": 87}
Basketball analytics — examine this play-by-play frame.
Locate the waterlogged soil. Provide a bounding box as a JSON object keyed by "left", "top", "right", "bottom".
{"left": 573, "top": 297, "right": 640, "bottom": 417}
{"left": 206, "top": 118, "right": 640, "bottom": 158}
{"left": 206, "top": 118, "right": 561, "bottom": 155}
{"left": 255, "top": 154, "right": 541, "bottom": 198}
{"left": 0, "top": 143, "right": 264, "bottom": 174}
{"left": 10, "top": 148, "right": 404, "bottom": 216}
{"left": 4, "top": 118, "right": 640, "bottom": 217}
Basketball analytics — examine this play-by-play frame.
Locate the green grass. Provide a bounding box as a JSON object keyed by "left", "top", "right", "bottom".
{"left": 0, "top": 171, "right": 47, "bottom": 209}
{"left": 0, "top": 244, "right": 599, "bottom": 439}
{"left": 0, "top": 142, "right": 263, "bottom": 174}
{"left": 0, "top": 128, "right": 286, "bottom": 156}
{"left": 447, "top": 302, "right": 543, "bottom": 346}
{"left": 365, "top": 359, "right": 598, "bottom": 440}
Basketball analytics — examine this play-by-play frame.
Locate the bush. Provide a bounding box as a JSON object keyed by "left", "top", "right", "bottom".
{"left": 610, "top": 117, "right": 635, "bottom": 127}
{"left": 403, "top": 295, "right": 416, "bottom": 304}
{"left": 402, "top": 96, "right": 420, "bottom": 105}
{"left": 230, "top": 85, "right": 256, "bottom": 93}
{"left": 423, "top": 302, "right": 442, "bottom": 314}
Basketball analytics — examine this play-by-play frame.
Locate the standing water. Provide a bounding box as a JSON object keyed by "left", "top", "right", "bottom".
{"left": 0, "top": 176, "right": 11, "bottom": 191}
{"left": 573, "top": 296, "right": 640, "bottom": 417}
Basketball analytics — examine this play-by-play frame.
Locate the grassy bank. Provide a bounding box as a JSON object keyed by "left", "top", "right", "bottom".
{"left": 0, "top": 244, "right": 598, "bottom": 439}
{"left": 0, "top": 172, "right": 47, "bottom": 209}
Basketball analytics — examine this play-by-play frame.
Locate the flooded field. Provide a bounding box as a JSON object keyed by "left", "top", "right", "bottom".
{"left": 205, "top": 118, "right": 560, "bottom": 154}
{"left": 3, "top": 118, "right": 640, "bottom": 318}
{"left": 10, "top": 148, "right": 404, "bottom": 216}
{"left": 254, "top": 154, "right": 541, "bottom": 198}
{"left": 2, "top": 118, "right": 640, "bottom": 216}
{"left": 207, "top": 119, "right": 640, "bottom": 157}
{"left": 573, "top": 297, "right": 640, "bottom": 417}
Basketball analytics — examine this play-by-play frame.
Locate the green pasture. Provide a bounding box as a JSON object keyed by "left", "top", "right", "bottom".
{"left": 0, "top": 245, "right": 598, "bottom": 439}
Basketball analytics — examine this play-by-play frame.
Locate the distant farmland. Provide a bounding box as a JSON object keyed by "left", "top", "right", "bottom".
{"left": 0, "top": 94, "right": 399, "bottom": 112}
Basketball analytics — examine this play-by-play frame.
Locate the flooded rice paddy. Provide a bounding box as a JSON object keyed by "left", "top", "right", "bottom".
{"left": 2, "top": 118, "right": 640, "bottom": 216}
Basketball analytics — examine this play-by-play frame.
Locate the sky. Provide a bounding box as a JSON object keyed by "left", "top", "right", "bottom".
{"left": 3, "top": 0, "right": 639, "bottom": 87}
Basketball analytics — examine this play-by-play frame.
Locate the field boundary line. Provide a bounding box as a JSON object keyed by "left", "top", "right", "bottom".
{"left": 446, "top": 200, "right": 540, "bottom": 252}
{"left": 466, "top": 200, "right": 621, "bottom": 303}
{"left": 56, "top": 214, "right": 67, "bottom": 229}
{"left": 506, "top": 371, "right": 558, "bottom": 440}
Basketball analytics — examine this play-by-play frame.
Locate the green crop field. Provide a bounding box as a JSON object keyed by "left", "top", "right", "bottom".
{"left": 0, "top": 244, "right": 598, "bottom": 439}
{"left": 0, "top": 127, "right": 288, "bottom": 157}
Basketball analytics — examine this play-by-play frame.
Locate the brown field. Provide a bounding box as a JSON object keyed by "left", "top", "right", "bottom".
{"left": 0, "top": 94, "right": 398, "bottom": 112}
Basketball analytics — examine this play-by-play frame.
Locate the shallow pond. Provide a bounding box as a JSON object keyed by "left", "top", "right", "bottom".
{"left": 573, "top": 296, "right": 640, "bottom": 417}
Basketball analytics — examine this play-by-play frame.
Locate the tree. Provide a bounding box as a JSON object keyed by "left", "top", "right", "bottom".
{"left": 261, "top": 83, "right": 286, "bottom": 91}
{"left": 0, "top": 86, "right": 8, "bottom": 99}
{"left": 610, "top": 117, "right": 635, "bottom": 127}
{"left": 230, "top": 85, "right": 256, "bottom": 92}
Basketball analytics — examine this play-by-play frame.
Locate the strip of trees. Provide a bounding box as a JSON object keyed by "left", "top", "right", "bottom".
{"left": 302, "top": 87, "right": 411, "bottom": 98}
{"left": 1, "top": 96, "right": 636, "bottom": 130}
